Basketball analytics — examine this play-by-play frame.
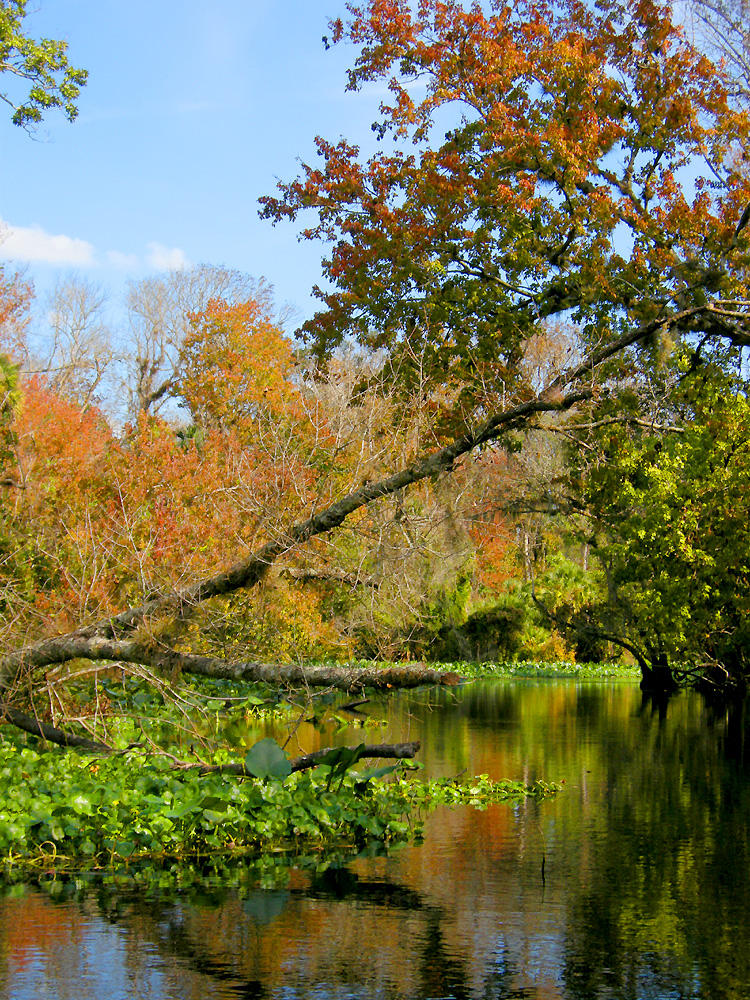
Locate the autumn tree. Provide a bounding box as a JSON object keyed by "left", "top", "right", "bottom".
{"left": 0, "top": 264, "right": 31, "bottom": 362}
{"left": 257, "top": 0, "right": 750, "bottom": 687}
{"left": 125, "top": 266, "right": 278, "bottom": 419}
{"left": 175, "top": 298, "right": 302, "bottom": 434}
{"left": 4, "top": 0, "right": 750, "bottom": 751}
{"left": 262, "top": 0, "right": 750, "bottom": 393}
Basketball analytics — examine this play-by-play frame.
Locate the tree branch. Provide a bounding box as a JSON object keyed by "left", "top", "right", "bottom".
{"left": 0, "top": 702, "right": 112, "bottom": 752}
{"left": 279, "top": 566, "right": 379, "bottom": 588}
{"left": 0, "top": 634, "right": 462, "bottom": 692}
{"left": 189, "top": 740, "right": 422, "bottom": 777}
{"left": 0, "top": 303, "right": 714, "bottom": 695}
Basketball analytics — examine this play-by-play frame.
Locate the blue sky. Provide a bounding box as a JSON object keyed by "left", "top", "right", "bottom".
{"left": 0, "top": 1, "right": 386, "bottom": 330}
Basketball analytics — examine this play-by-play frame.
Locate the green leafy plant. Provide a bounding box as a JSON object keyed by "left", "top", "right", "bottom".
{"left": 314, "top": 743, "right": 368, "bottom": 790}
{"left": 0, "top": 731, "right": 559, "bottom": 873}
{"left": 243, "top": 738, "right": 292, "bottom": 781}
{"left": 0, "top": 0, "right": 88, "bottom": 129}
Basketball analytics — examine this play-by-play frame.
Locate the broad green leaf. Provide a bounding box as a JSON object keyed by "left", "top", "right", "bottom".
{"left": 244, "top": 738, "right": 292, "bottom": 780}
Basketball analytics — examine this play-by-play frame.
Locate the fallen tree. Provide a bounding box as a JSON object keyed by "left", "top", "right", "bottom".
{"left": 1, "top": 302, "right": 744, "bottom": 741}
{"left": 3, "top": 0, "right": 750, "bottom": 752}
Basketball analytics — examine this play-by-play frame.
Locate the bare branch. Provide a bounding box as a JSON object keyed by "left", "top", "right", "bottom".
{"left": 0, "top": 701, "right": 112, "bottom": 752}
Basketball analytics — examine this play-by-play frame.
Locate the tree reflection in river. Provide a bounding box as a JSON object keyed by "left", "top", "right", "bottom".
{"left": 0, "top": 679, "right": 748, "bottom": 999}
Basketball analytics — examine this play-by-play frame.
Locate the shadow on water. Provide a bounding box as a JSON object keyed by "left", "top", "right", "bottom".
{"left": 1, "top": 678, "right": 749, "bottom": 999}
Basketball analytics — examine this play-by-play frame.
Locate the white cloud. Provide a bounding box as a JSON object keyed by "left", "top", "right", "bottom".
{"left": 0, "top": 220, "right": 191, "bottom": 274}
{"left": 146, "top": 241, "right": 190, "bottom": 271}
{"left": 0, "top": 219, "right": 96, "bottom": 266}
{"left": 106, "top": 249, "right": 140, "bottom": 270}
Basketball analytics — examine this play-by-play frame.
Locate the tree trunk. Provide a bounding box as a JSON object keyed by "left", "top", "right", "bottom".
{"left": 640, "top": 655, "right": 678, "bottom": 695}
{"left": 0, "top": 305, "right": 710, "bottom": 745}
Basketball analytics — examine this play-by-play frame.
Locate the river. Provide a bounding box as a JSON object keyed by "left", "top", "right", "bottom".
{"left": 0, "top": 678, "right": 748, "bottom": 1000}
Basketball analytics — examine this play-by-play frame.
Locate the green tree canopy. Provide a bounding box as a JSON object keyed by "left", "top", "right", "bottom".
{"left": 570, "top": 351, "right": 750, "bottom": 693}
{"left": 0, "top": 0, "right": 86, "bottom": 129}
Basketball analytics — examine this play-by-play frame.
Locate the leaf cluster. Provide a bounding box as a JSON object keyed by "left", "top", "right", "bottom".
{"left": 0, "top": 0, "right": 87, "bottom": 130}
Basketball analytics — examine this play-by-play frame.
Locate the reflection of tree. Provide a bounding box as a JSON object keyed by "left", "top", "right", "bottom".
{"left": 718, "top": 698, "right": 748, "bottom": 768}
{"left": 301, "top": 869, "right": 534, "bottom": 999}
{"left": 8, "top": 859, "right": 550, "bottom": 1000}
{"left": 158, "top": 914, "right": 268, "bottom": 1000}
{"left": 560, "top": 695, "right": 750, "bottom": 1000}
{"left": 375, "top": 681, "right": 750, "bottom": 1000}
{"left": 1, "top": 682, "right": 748, "bottom": 999}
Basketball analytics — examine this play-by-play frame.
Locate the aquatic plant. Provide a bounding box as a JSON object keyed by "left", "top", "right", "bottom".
{"left": 0, "top": 732, "right": 559, "bottom": 872}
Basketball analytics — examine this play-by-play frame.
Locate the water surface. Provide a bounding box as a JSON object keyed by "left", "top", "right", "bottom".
{"left": 1, "top": 679, "right": 748, "bottom": 1000}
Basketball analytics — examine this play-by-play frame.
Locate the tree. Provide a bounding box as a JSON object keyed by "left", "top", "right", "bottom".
{"left": 175, "top": 298, "right": 302, "bottom": 434}
{"left": 261, "top": 0, "right": 750, "bottom": 400}
{"left": 125, "top": 266, "right": 277, "bottom": 419}
{"left": 0, "top": 0, "right": 87, "bottom": 130}
{"left": 4, "top": 0, "right": 750, "bottom": 751}
{"left": 257, "top": 0, "right": 750, "bottom": 688}
{"left": 688, "top": 0, "right": 750, "bottom": 107}
{"left": 0, "top": 264, "right": 32, "bottom": 361}
{"left": 564, "top": 351, "right": 750, "bottom": 693}
{"left": 41, "top": 278, "right": 118, "bottom": 410}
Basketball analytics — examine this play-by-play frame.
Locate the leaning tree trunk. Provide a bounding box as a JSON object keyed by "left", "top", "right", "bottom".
{"left": 0, "top": 305, "right": 714, "bottom": 750}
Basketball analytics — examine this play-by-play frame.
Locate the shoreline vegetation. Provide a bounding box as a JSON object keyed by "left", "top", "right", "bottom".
{"left": 0, "top": 662, "right": 614, "bottom": 875}
{"left": 350, "top": 659, "right": 642, "bottom": 682}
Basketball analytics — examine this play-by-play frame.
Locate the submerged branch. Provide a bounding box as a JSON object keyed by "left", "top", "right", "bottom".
{"left": 190, "top": 740, "right": 422, "bottom": 778}
{"left": 0, "top": 702, "right": 112, "bottom": 753}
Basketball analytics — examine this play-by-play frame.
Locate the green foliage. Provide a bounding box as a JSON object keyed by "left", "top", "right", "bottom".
{"left": 429, "top": 572, "right": 473, "bottom": 630}
{"left": 0, "top": 353, "right": 19, "bottom": 413}
{"left": 276, "top": 657, "right": 637, "bottom": 680}
{"left": 577, "top": 365, "right": 750, "bottom": 691}
{"left": 244, "top": 738, "right": 292, "bottom": 781}
{"left": 436, "top": 659, "right": 640, "bottom": 681}
{"left": 418, "top": 555, "right": 599, "bottom": 663}
{"left": 314, "top": 743, "right": 367, "bottom": 783}
{"left": 425, "top": 600, "right": 526, "bottom": 661}
{"left": 0, "top": 0, "right": 87, "bottom": 129}
{"left": 0, "top": 733, "right": 558, "bottom": 871}
{"left": 0, "top": 352, "right": 19, "bottom": 470}
{"left": 404, "top": 569, "right": 474, "bottom": 656}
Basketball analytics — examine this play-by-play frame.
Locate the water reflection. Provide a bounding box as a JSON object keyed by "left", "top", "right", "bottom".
{"left": 1, "top": 680, "right": 749, "bottom": 999}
